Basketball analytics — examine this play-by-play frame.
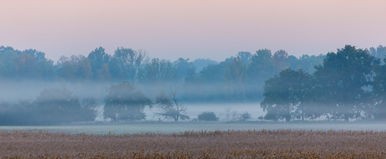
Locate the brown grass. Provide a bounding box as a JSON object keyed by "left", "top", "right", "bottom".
{"left": 1, "top": 130, "right": 386, "bottom": 159}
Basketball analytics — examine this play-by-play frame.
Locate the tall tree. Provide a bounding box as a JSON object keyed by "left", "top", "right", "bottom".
{"left": 261, "top": 69, "right": 313, "bottom": 121}
{"left": 87, "top": 47, "right": 111, "bottom": 80}
{"left": 139, "top": 58, "right": 176, "bottom": 83}
{"left": 56, "top": 55, "right": 92, "bottom": 80}
{"left": 109, "top": 48, "right": 146, "bottom": 81}
{"left": 313, "top": 45, "right": 379, "bottom": 120}
{"left": 104, "top": 82, "right": 152, "bottom": 121}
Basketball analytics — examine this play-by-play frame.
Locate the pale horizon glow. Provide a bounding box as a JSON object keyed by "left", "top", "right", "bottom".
{"left": 0, "top": 0, "right": 385, "bottom": 61}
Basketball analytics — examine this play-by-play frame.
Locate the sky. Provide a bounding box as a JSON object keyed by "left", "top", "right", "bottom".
{"left": 0, "top": 0, "right": 385, "bottom": 61}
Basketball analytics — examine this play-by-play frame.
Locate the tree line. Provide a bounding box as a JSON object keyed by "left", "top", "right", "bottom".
{"left": 0, "top": 45, "right": 386, "bottom": 124}
{"left": 262, "top": 45, "right": 386, "bottom": 121}
{"left": 0, "top": 46, "right": 327, "bottom": 102}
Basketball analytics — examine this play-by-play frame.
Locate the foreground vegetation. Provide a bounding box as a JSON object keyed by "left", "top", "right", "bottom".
{"left": 2, "top": 130, "right": 386, "bottom": 158}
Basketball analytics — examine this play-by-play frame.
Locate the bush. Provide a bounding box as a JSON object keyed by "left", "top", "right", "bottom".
{"left": 198, "top": 112, "right": 219, "bottom": 121}
{"left": 239, "top": 113, "right": 251, "bottom": 121}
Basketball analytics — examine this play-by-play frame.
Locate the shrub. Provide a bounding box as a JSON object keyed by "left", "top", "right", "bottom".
{"left": 198, "top": 112, "right": 219, "bottom": 121}
{"left": 239, "top": 113, "right": 251, "bottom": 121}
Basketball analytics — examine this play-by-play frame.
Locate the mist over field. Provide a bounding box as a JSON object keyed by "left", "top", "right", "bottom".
{"left": 2, "top": 1, "right": 386, "bottom": 158}
{"left": 0, "top": 80, "right": 264, "bottom": 123}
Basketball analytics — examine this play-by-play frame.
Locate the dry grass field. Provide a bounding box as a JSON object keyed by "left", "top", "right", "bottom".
{"left": 1, "top": 130, "right": 386, "bottom": 159}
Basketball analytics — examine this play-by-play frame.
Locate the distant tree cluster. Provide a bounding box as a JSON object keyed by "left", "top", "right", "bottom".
{"left": 183, "top": 50, "right": 324, "bottom": 101}
{"left": 0, "top": 46, "right": 325, "bottom": 102}
{"left": 262, "top": 45, "right": 386, "bottom": 121}
{"left": 0, "top": 82, "right": 187, "bottom": 124}
{"left": 0, "top": 88, "right": 95, "bottom": 125}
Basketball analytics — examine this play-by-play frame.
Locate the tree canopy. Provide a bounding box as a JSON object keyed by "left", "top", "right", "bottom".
{"left": 262, "top": 45, "right": 386, "bottom": 121}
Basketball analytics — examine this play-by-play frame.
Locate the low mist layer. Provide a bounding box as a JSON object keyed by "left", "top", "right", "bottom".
{"left": 0, "top": 45, "right": 385, "bottom": 125}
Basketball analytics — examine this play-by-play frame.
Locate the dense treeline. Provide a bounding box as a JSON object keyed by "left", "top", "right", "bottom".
{"left": 0, "top": 46, "right": 326, "bottom": 101}
{"left": 262, "top": 45, "right": 386, "bottom": 121}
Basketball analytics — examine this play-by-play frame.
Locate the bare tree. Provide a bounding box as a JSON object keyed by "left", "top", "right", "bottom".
{"left": 156, "top": 91, "right": 189, "bottom": 122}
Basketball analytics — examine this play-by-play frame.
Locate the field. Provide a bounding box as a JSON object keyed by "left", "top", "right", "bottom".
{"left": 1, "top": 130, "right": 386, "bottom": 159}
{"left": 4, "top": 122, "right": 386, "bottom": 134}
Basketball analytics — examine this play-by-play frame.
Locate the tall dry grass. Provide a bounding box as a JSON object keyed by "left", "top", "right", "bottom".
{"left": 1, "top": 130, "right": 386, "bottom": 159}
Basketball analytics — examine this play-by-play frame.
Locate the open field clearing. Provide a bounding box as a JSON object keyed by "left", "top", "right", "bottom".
{"left": 1, "top": 130, "right": 386, "bottom": 159}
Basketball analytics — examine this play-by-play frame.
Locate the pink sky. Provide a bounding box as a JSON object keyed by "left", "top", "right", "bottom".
{"left": 0, "top": 0, "right": 385, "bottom": 60}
